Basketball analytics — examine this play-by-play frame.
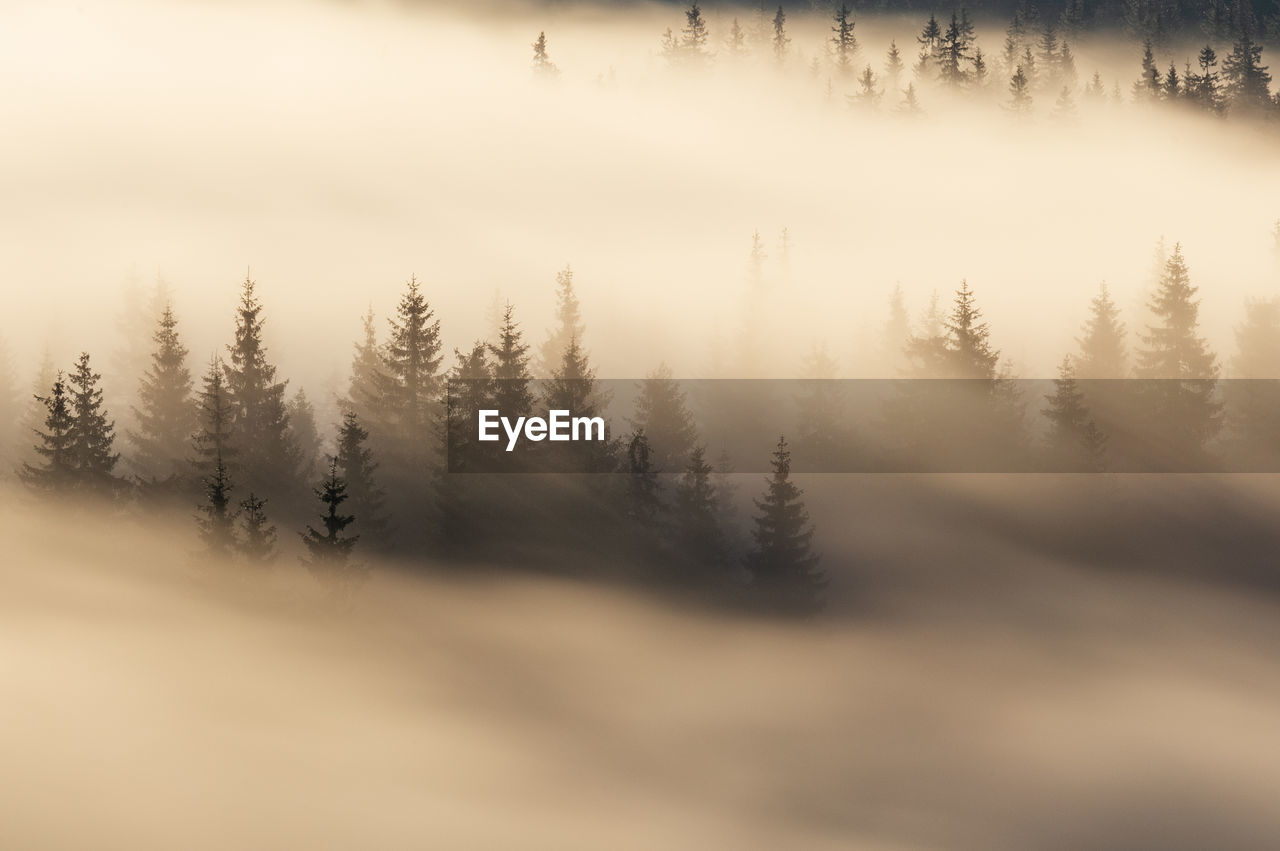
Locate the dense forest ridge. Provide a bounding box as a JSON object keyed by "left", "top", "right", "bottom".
{"left": 531, "top": 2, "right": 1279, "bottom": 119}
{"left": 2, "top": 233, "right": 1280, "bottom": 613}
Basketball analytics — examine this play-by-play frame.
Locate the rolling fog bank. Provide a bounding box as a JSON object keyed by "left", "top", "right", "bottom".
{"left": 4, "top": 487, "right": 1280, "bottom": 848}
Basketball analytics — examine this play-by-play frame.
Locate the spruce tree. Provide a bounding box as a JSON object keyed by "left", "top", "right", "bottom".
{"left": 937, "top": 12, "right": 971, "bottom": 87}
{"left": 224, "top": 275, "right": 295, "bottom": 496}
{"left": 1162, "top": 62, "right": 1180, "bottom": 99}
{"left": 1222, "top": 35, "right": 1272, "bottom": 113}
{"left": 884, "top": 40, "right": 905, "bottom": 92}
{"left": 379, "top": 275, "right": 444, "bottom": 446}
{"left": 443, "top": 341, "right": 494, "bottom": 474}
{"left": 1135, "top": 244, "right": 1221, "bottom": 463}
{"left": 66, "top": 352, "right": 120, "bottom": 496}
{"left": 625, "top": 430, "right": 663, "bottom": 529}
{"left": 725, "top": 18, "right": 746, "bottom": 57}
{"left": 1134, "top": 39, "right": 1161, "bottom": 100}
{"left": 191, "top": 354, "right": 237, "bottom": 482}
{"left": 972, "top": 47, "right": 990, "bottom": 88}
{"left": 916, "top": 14, "right": 942, "bottom": 75}
{"left": 1075, "top": 283, "right": 1128, "bottom": 378}
{"left": 129, "top": 304, "right": 195, "bottom": 482}
{"left": 1042, "top": 356, "right": 1107, "bottom": 471}
{"left": 344, "top": 307, "right": 386, "bottom": 429}
{"left": 301, "top": 459, "right": 363, "bottom": 583}
{"left": 20, "top": 373, "right": 75, "bottom": 493}
{"left": 672, "top": 446, "right": 727, "bottom": 578}
{"left": 680, "top": 3, "right": 710, "bottom": 67}
{"left": 538, "top": 265, "right": 585, "bottom": 376}
{"left": 850, "top": 64, "right": 880, "bottom": 106}
{"left": 488, "top": 302, "right": 535, "bottom": 420}
{"left": 335, "top": 410, "right": 389, "bottom": 547}
{"left": 1002, "top": 10, "right": 1027, "bottom": 76}
{"left": 831, "top": 3, "right": 858, "bottom": 78}
{"left": 1008, "top": 66, "right": 1033, "bottom": 113}
{"left": 771, "top": 6, "right": 789, "bottom": 64}
{"left": 196, "top": 451, "right": 236, "bottom": 558}
{"left": 286, "top": 388, "right": 321, "bottom": 484}
{"left": 744, "top": 436, "right": 825, "bottom": 615}
{"left": 237, "top": 492, "right": 277, "bottom": 564}
{"left": 1190, "top": 44, "right": 1223, "bottom": 112}
{"left": 630, "top": 363, "right": 697, "bottom": 474}
{"left": 1053, "top": 85, "right": 1077, "bottom": 118}
{"left": 898, "top": 82, "right": 923, "bottom": 115}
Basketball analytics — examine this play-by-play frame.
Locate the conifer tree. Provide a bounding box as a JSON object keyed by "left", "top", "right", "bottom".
{"left": 237, "top": 492, "right": 276, "bottom": 564}
{"left": 1135, "top": 244, "right": 1221, "bottom": 461}
{"left": 851, "top": 64, "right": 880, "bottom": 105}
{"left": 1222, "top": 35, "right": 1272, "bottom": 113}
{"left": 1008, "top": 66, "right": 1034, "bottom": 113}
{"left": 630, "top": 363, "right": 697, "bottom": 474}
{"left": 20, "top": 373, "right": 75, "bottom": 493}
{"left": 884, "top": 40, "right": 905, "bottom": 91}
{"left": 1053, "top": 85, "right": 1077, "bottom": 118}
{"left": 532, "top": 32, "right": 559, "bottom": 78}
{"left": 680, "top": 3, "right": 710, "bottom": 67}
{"left": 898, "top": 82, "right": 924, "bottom": 114}
{"left": 625, "top": 430, "right": 663, "bottom": 529}
{"left": 1085, "top": 70, "right": 1106, "bottom": 98}
{"left": 1059, "top": 40, "right": 1077, "bottom": 87}
{"left": 1042, "top": 356, "right": 1107, "bottom": 471}
{"left": 1134, "top": 39, "right": 1161, "bottom": 100}
{"left": 379, "top": 275, "right": 444, "bottom": 446}
{"left": 196, "top": 451, "right": 236, "bottom": 558}
{"left": 335, "top": 410, "right": 389, "bottom": 547}
{"left": 744, "top": 436, "right": 825, "bottom": 615}
{"left": 66, "top": 352, "right": 120, "bottom": 496}
{"left": 1075, "top": 283, "right": 1128, "bottom": 378}
{"left": 937, "top": 12, "right": 971, "bottom": 87}
{"left": 129, "top": 304, "right": 195, "bottom": 482}
{"left": 972, "top": 47, "right": 990, "bottom": 88}
{"left": 1163, "top": 63, "right": 1180, "bottom": 98}
{"left": 831, "top": 3, "right": 858, "bottom": 78}
{"left": 301, "top": 458, "right": 362, "bottom": 583}
{"left": 191, "top": 354, "right": 237, "bottom": 482}
{"left": 1036, "top": 22, "right": 1060, "bottom": 89}
{"left": 725, "top": 18, "right": 746, "bottom": 57}
{"left": 672, "top": 446, "right": 727, "bottom": 577}
{"left": 344, "top": 307, "right": 386, "bottom": 429}
{"left": 544, "top": 337, "right": 610, "bottom": 428}
{"left": 916, "top": 14, "right": 942, "bottom": 75}
{"left": 1190, "top": 44, "right": 1224, "bottom": 112}
{"left": 224, "top": 275, "right": 295, "bottom": 495}
{"left": 443, "top": 341, "right": 494, "bottom": 474}
{"left": 771, "top": 6, "right": 789, "bottom": 64}
{"left": 17, "top": 349, "right": 56, "bottom": 468}
{"left": 1002, "top": 10, "right": 1027, "bottom": 75}
{"left": 287, "top": 388, "right": 321, "bottom": 484}
{"left": 538, "top": 265, "right": 585, "bottom": 376}
{"left": 488, "top": 302, "right": 535, "bottom": 420}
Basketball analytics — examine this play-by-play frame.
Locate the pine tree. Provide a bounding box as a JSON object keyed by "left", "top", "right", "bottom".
{"left": 672, "top": 446, "right": 727, "bottom": 578}
{"left": 488, "top": 302, "right": 535, "bottom": 420}
{"left": 538, "top": 265, "right": 585, "bottom": 376}
{"left": 224, "top": 275, "right": 295, "bottom": 496}
{"left": 1134, "top": 39, "right": 1161, "bottom": 100}
{"left": 850, "top": 64, "right": 880, "bottom": 105}
{"left": 191, "top": 354, "right": 237, "bottom": 482}
{"left": 1085, "top": 70, "right": 1106, "bottom": 98}
{"left": 20, "top": 373, "right": 76, "bottom": 493}
{"left": 679, "top": 3, "right": 710, "bottom": 67}
{"left": 771, "top": 6, "right": 789, "bottom": 64}
{"left": 443, "top": 341, "right": 494, "bottom": 474}
{"left": 744, "top": 436, "right": 825, "bottom": 615}
{"left": 335, "top": 410, "right": 389, "bottom": 547}
{"left": 532, "top": 32, "right": 559, "bottom": 78}
{"left": 1190, "top": 44, "right": 1224, "bottom": 112}
{"left": 66, "top": 352, "right": 120, "bottom": 495}
{"left": 1222, "top": 35, "right": 1272, "bottom": 113}
{"left": 725, "top": 18, "right": 746, "bottom": 57}
{"left": 344, "top": 307, "right": 386, "bottom": 428}
{"left": 1075, "top": 283, "right": 1128, "bottom": 378}
{"left": 625, "top": 430, "right": 663, "bottom": 529}
{"left": 237, "top": 492, "right": 277, "bottom": 564}
{"left": 128, "top": 303, "right": 195, "bottom": 482}
{"left": 1037, "top": 21, "right": 1060, "bottom": 89}
{"left": 1059, "top": 40, "right": 1078, "bottom": 87}
{"left": 1042, "top": 356, "right": 1107, "bottom": 471}
{"left": 379, "top": 275, "right": 444, "bottom": 446}
{"left": 1008, "top": 66, "right": 1034, "bottom": 113}
{"left": 630, "top": 363, "right": 697, "bottom": 474}
{"left": 543, "top": 335, "right": 612, "bottom": 463}
{"left": 884, "top": 40, "right": 905, "bottom": 91}
{"left": 831, "top": 3, "right": 858, "bottom": 78}
{"left": 1135, "top": 244, "right": 1221, "bottom": 462}
{"left": 301, "top": 458, "right": 363, "bottom": 583}
{"left": 196, "top": 450, "right": 236, "bottom": 558}
{"left": 916, "top": 14, "right": 942, "bottom": 75}
{"left": 1162, "top": 62, "right": 1180, "bottom": 99}
{"left": 1053, "top": 85, "right": 1077, "bottom": 117}
{"left": 898, "top": 81, "right": 924, "bottom": 115}
{"left": 287, "top": 388, "right": 321, "bottom": 484}
{"left": 972, "top": 47, "right": 990, "bottom": 88}
{"left": 1002, "top": 10, "right": 1027, "bottom": 76}
{"left": 937, "top": 12, "right": 971, "bottom": 87}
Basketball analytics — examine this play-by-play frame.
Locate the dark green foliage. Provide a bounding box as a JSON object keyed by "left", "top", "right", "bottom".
{"left": 237, "top": 492, "right": 277, "bottom": 565}
{"left": 336, "top": 410, "right": 389, "bottom": 548}
{"left": 128, "top": 304, "right": 195, "bottom": 482}
{"left": 744, "top": 436, "right": 825, "bottom": 615}
{"left": 20, "top": 373, "right": 76, "bottom": 493}
{"left": 225, "top": 276, "right": 295, "bottom": 497}
{"left": 301, "top": 458, "right": 363, "bottom": 584}
{"left": 630, "top": 364, "right": 696, "bottom": 474}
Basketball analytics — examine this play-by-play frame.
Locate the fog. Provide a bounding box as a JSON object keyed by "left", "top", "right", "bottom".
{"left": 2, "top": 0, "right": 1278, "bottom": 398}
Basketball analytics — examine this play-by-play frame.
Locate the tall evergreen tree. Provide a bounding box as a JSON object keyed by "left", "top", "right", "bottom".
{"left": 1222, "top": 35, "right": 1272, "bottom": 113}
{"left": 1189, "top": 44, "right": 1224, "bottom": 112}
{"left": 672, "top": 446, "right": 727, "bottom": 579}
{"left": 1135, "top": 244, "right": 1221, "bottom": 462}
{"left": 538, "top": 265, "right": 586, "bottom": 376}
{"left": 884, "top": 40, "right": 905, "bottom": 92}
{"left": 937, "top": 12, "right": 972, "bottom": 87}
{"left": 630, "top": 363, "right": 697, "bottom": 474}
{"left": 725, "top": 18, "right": 746, "bottom": 57}
{"left": 771, "top": 6, "right": 789, "bottom": 64}
{"left": 488, "top": 302, "right": 535, "bottom": 420}
{"left": 532, "top": 32, "right": 558, "bottom": 78}
{"left": 680, "top": 2, "right": 710, "bottom": 66}
{"left": 1075, "top": 283, "right": 1128, "bottom": 378}
{"left": 20, "top": 373, "right": 75, "bottom": 493}
{"left": 344, "top": 307, "right": 386, "bottom": 429}
{"left": 1008, "top": 66, "right": 1034, "bottom": 113}
{"left": 224, "top": 275, "right": 295, "bottom": 496}
{"left": 191, "top": 354, "right": 237, "bottom": 482}
{"left": 744, "top": 436, "right": 825, "bottom": 615}
{"left": 335, "top": 410, "right": 389, "bottom": 547}
{"left": 831, "top": 3, "right": 858, "bottom": 78}
{"left": 66, "top": 352, "right": 120, "bottom": 496}
{"left": 1134, "top": 39, "right": 1162, "bottom": 100}
{"left": 916, "top": 14, "right": 942, "bottom": 75}
{"left": 625, "top": 430, "right": 663, "bottom": 530}
{"left": 1042, "top": 356, "right": 1107, "bottom": 471}
{"left": 128, "top": 304, "right": 194, "bottom": 482}
{"left": 379, "top": 275, "right": 444, "bottom": 446}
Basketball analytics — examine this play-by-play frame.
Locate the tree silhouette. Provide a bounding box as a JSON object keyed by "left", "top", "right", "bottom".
{"left": 744, "top": 436, "right": 825, "bottom": 615}
{"left": 1042, "top": 356, "right": 1107, "bottom": 471}
{"left": 196, "top": 450, "right": 236, "bottom": 558}
{"left": 336, "top": 410, "right": 389, "bottom": 548}
{"left": 488, "top": 302, "right": 536, "bottom": 420}
{"left": 831, "top": 3, "right": 858, "bottom": 78}
{"left": 20, "top": 373, "right": 75, "bottom": 493}
{"left": 672, "top": 446, "right": 727, "bottom": 580}
{"left": 129, "top": 304, "right": 195, "bottom": 483}
{"left": 531, "top": 31, "right": 559, "bottom": 78}
{"left": 301, "top": 458, "right": 363, "bottom": 584}
{"left": 630, "top": 364, "right": 696, "bottom": 474}
{"left": 67, "top": 352, "right": 120, "bottom": 496}
{"left": 191, "top": 354, "right": 237, "bottom": 484}
{"left": 538, "top": 265, "right": 585, "bottom": 376}
{"left": 237, "top": 492, "right": 276, "bottom": 565}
